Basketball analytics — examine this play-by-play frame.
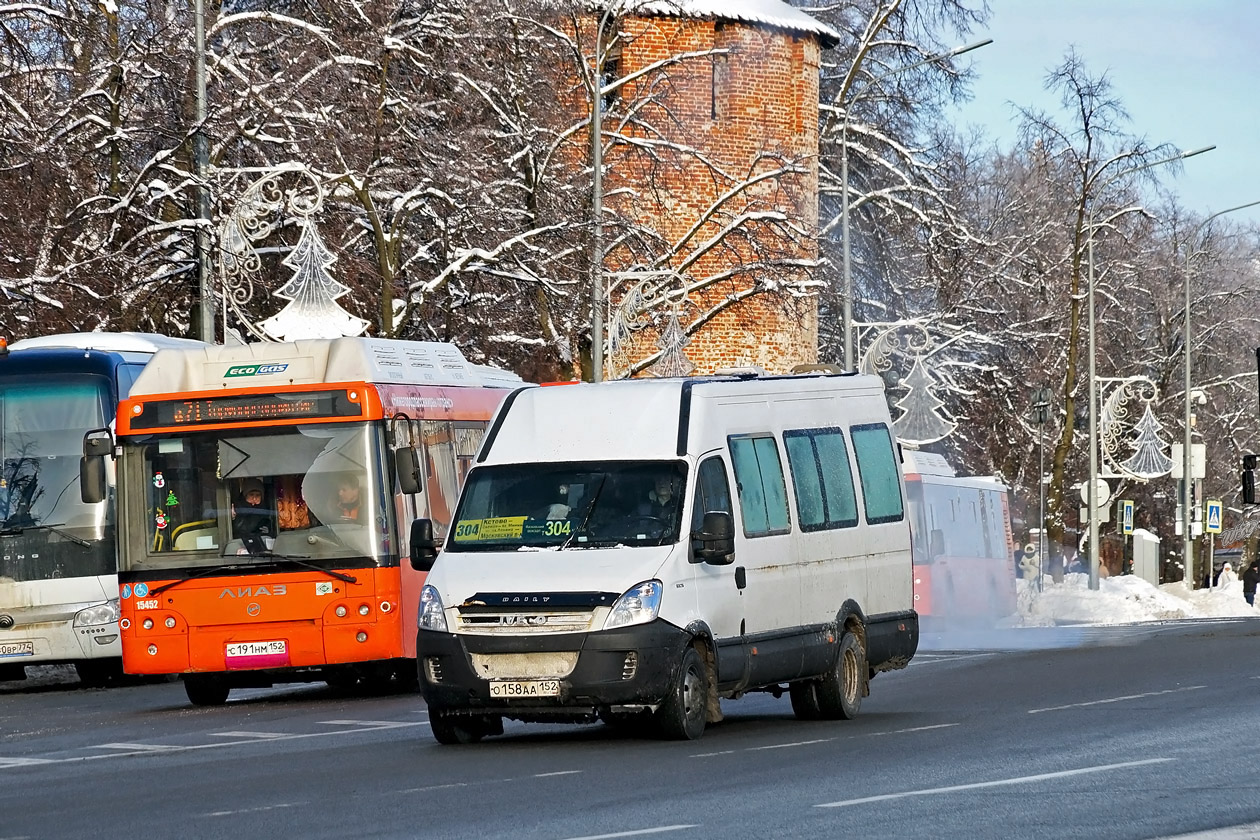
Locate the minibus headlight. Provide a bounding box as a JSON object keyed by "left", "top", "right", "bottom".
{"left": 603, "top": 580, "right": 663, "bottom": 630}
{"left": 73, "top": 600, "right": 120, "bottom": 627}
{"left": 418, "top": 585, "right": 448, "bottom": 633}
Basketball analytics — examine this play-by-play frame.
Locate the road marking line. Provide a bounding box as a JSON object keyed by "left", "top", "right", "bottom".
{"left": 0, "top": 721, "right": 426, "bottom": 770}
{"left": 815, "top": 757, "right": 1172, "bottom": 808}
{"left": 748, "top": 737, "right": 835, "bottom": 751}
{"left": 95, "top": 743, "right": 183, "bottom": 752}
{"left": 690, "top": 723, "right": 959, "bottom": 759}
{"left": 321, "top": 719, "right": 415, "bottom": 728}
{"left": 1028, "top": 686, "right": 1205, "bottom": 714}
{"left": 0, "top": 758, "right": 53, "bottom": 767}
{"left": 203, "top": 803, "right": 298, "bottom": 818}
{"left": 558, "top": 826, "right": 699, "bottom": 840}
{"left": 870, "top": 724, "right": 960, "bottom": 735}
{"left": 535, "top": 770, "right": 583, "bottom": 777}
{"left": 211, "top": 731, "right": 287, "bottom": 739}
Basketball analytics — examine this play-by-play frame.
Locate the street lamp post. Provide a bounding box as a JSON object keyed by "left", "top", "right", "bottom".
{"left": 838, "top": 38, "right": 991, "bottom": 369}
{"left": 588, "top": 5, "right": 619, "bottom": 383}
{"left": 193, "top": 0, "right": 214, "bottom": 343}
{"left": 1085, "top": 145, "right": 1215, "bottom": 590}
{"left": 1181, "top": 198, "right": 1260, "bottom": 588}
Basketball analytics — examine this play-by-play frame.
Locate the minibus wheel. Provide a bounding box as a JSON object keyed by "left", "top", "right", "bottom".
{"left": 429, "top": 710, "right": 499, "bottom": 745}
{"left": 656, "top": 646, "right": 708, "bottom": 740}
{"left": 789, "top": 680, "right": 823, "bottom": 720}
{"left": 815, "top": 631, "right": 864, "bottom": 720}
{"left": 184, "top": 674, "right": 230, "bottom": 706}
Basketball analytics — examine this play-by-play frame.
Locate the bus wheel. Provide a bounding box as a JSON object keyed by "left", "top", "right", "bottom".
{"left": 184, "top": 674, "right": 230, "bottom": 706}
{"left": 656, "top": 646, "right": 708, "bottom": 740}
{"left": 789, "top": 680, "right": 823, "bottom": 720}
{"left": 429, "top": 709, "right": 491, "bottom": 745}
{"left": 75, "top": 659, "right": 122, "bottom": 688}
{"left": 815, "top": 631, "right": 865, "bottom": 720}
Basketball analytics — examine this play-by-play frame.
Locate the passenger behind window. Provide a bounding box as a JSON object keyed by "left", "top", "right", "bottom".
{"left": 232, "top": 478, "right": 275, "bottom": 541}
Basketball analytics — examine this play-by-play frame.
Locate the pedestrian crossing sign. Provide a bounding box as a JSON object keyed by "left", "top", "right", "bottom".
{"left": 1205, "top": 500, "right": 1222, "bottom": 534}
{"left": 1120, "top": 500, "right": 1134, "bottom": 535}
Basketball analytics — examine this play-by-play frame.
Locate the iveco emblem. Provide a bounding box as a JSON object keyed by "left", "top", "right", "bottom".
{"left": 0, "top": 614, "right": 13, "bottom": 630}
{"left": 246, "top": 603, "right": 261, "bottom": 617}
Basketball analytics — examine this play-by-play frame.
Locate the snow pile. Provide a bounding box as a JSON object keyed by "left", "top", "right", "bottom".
{"left": 1012, "top": 572, "right": 1260, "bottom": 627}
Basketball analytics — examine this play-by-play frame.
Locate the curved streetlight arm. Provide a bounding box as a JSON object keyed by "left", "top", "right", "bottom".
{"left": 838, "top": 37, "right": 992, "bottom": 369}
{"left": 1086, "top": 143, "right": 1215, "bottom": 591}
{"left": 1180, "top": 197, "right": 1260, "bottom": 590}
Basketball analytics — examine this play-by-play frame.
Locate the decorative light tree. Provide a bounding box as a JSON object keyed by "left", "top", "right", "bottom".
{"left": 652, "top": 308, "right": 695, "bottom": 377}
{"left": 259, "top": 217, "right": 368, "bottom": 341}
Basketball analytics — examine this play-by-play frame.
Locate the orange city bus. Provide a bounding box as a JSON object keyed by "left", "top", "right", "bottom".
{"left": 87, "top": 337, "right": 521, "bottom": 705}
{"left": 903, "top": 450, "right": 1017, "bottom": 623}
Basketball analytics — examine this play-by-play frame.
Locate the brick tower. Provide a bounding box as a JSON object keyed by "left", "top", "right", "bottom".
{"left": 590, "top": 2, "right": 836, "bottom": 377}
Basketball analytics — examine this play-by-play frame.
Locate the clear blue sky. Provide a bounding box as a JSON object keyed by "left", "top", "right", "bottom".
{"left": 951, "top": 0, "right": 1260, "bottom": 225}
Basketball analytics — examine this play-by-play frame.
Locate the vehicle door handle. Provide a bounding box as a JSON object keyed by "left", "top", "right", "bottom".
{"left": 734, "top": 566, "right": 746, "bottom": 589}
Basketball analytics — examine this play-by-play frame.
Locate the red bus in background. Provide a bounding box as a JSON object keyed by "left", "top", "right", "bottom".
{"left": 92, "top": 338, "right": 523, "bottom": 706}
{"left": 903, "top": 450, "right": 1017, "bottom": 622}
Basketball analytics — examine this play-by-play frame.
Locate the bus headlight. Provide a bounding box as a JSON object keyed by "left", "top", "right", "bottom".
{"left": 417, "top": 585, "right": 447, "bottom": 633}
{"left": 603, "top": 580, "right": 663, "bottom": 630}
{"left": 73, "top": 600, "right": 120, "bottom": 628}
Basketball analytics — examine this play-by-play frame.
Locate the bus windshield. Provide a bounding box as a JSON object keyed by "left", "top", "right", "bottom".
{"left": 0, "top": 376, "right": 113, "bottom": 582}
{"left": 121, "top": 423, "right": 391, "bottom": 571}
{"left": 447, "top": 461, "right": 687, "bottom": 551}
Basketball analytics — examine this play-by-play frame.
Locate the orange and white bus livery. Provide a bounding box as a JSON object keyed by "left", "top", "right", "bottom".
{"left": 87, "top": 338, "right": 521, "bottom": 705}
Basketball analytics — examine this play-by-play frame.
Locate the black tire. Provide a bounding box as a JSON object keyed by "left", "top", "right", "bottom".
{"left": 184, "top": 674, "right": 231, "bottom": 706}
{"left": 789, "top": 680, "right": 823, "bottom": 720}
{"left": 75, "top": 659, "right": 123, "bottom": 688}
{"left": 429, "top": 709, "right": 490, "bottom": 745}
{"left": 656, "top": 646, "right": 708, "bottom": 740}
{"left": 815, "top": 631, "right": 865, "bottom": 720}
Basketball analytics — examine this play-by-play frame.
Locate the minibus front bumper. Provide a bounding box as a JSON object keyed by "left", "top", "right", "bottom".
{"left": 416, "top": 620, "right": 693, "bottom": 718}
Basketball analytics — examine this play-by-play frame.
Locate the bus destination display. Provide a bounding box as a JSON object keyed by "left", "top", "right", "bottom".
{"left": 130, "top": 390, "right": 362, "bottom": 429}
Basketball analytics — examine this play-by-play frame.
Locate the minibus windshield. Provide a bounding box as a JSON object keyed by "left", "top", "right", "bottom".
{"left": 447, "top": 461, "right": 687, "bottom": 551}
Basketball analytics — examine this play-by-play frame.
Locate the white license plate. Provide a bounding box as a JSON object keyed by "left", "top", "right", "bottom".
{"left": 489, "top": 679, "right": 560, "bottom": 698}
{"left": 225, "top": 640, "right": 286, "bottom": 658}
{"left": 0, "top": 641, "right": 34, "bottom": 658}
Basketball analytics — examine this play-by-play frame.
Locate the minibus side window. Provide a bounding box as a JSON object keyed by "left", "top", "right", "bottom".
{"left": 691, "top": 456, "right": 732, "bottom": 533}
{"left": 728, "top": 434, "right": 791, "bottom": 537}
{"left": 851, "top": 423, "right": 904, "bottom": 524}
{"left": 784, "top": 427, "right": 858, "bottom": 531}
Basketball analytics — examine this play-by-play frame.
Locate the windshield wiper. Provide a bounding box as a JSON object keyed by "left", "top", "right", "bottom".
{"left": 0, "top": 522, "right": 91, "bottom": 548}
{"left": 253, "top": 554, "right": 357, "bottom": 584}
{"left": 560, "top": 475, "right": 607, "bottom": 550}
{"left": 151, "top": 563, "right": 258, "bottom": 596}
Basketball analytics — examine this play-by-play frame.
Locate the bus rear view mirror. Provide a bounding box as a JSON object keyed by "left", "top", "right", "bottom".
{"left": 80, "top": 428, "right": 112, "bottom": 504}
{"left": 410, "top": 518, "right": 438, "bottom": 571}
{"left": 1244, "top": 455, "right": 1257, "bottom": 505}
{"left": 692, "top": 511, "right": 734, "bottom": 565}
{"left": 395, "top": 447, "right": 422, "bottom": 495}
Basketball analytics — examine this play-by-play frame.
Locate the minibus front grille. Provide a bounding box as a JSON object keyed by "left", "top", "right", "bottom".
{"left": 457, "top": 611, "right": 593, "bottom": 634}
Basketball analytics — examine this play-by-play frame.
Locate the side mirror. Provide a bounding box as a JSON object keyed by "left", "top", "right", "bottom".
{"left": 1244, "top": 455, "right": 1257, "bottom": 505}
{"left": 395, "top": 447, "right": 422, "bottom": 495}
{"left": 409, "top": 518, "right": 438, "bottom": 571}
{"left": 80, "top": 428, "right": 112, "bottom": 504}
{"left": 691, "top": 511, "right": 734, "bottom": 565}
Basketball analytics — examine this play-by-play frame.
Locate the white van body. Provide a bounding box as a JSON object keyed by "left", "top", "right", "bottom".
{"left": 414, "top": 371, "right": 918, "bottom": 742}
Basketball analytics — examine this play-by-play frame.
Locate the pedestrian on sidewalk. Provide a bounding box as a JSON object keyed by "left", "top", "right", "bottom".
{"left": 1242, "top": 560, "right": 1259, "bottom": 607}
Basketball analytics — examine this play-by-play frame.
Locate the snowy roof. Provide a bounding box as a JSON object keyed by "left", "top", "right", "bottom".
{"left": 633, "top": 0, "right": 840, "bottom": 46}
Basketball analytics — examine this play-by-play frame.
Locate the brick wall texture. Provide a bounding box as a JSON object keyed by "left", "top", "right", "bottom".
{"left": 578, "top": 13, "right": 823, "bottom": 376}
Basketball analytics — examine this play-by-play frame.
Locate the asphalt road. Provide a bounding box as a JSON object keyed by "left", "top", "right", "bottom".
{"left": 2, "top": 618, "right": 1259, "bottom": 840}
